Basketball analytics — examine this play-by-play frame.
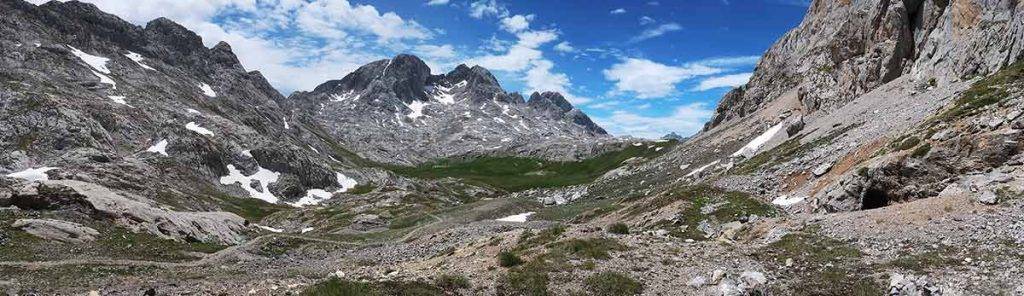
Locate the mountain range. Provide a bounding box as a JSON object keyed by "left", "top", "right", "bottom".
{"left": 2, "top": 0, "right": 1024, "bottom": 295}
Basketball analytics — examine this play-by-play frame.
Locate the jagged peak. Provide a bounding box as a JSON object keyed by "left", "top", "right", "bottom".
{"left": 528, "top": 91, "right": 574, "bottom": 113}
{"left": 445, "top": 63, "right": 501, "bottom": 89}
{"left": 144, "top": 17, "right": 204, "bottom": 50}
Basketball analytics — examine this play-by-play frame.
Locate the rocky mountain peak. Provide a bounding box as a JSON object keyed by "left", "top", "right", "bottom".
{"left": 144, "top": 17, "right": 205, "bottom": 53}
{"left": 528, "top": 91, "right": 574, "bottom": 113}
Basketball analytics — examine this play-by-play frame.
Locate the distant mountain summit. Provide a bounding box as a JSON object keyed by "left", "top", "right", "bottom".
{"left": 284, "top": 54, "right": 613, "bottom": 165}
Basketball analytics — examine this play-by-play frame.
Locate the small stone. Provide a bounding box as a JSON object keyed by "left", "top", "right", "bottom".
{"left": 711, "top": 269, "right": 726, "bottom": 283}
{"left": 812, "top": 162, "right": 834, "bottom": 177}
{"left": 785, "top": 258, "right": 794, "bottom": 267}
{"left": 687, "top": 276, "right": 707, "bottom": 287}
{"left": 977, "top": 191, "right": 998, "bottom": 205}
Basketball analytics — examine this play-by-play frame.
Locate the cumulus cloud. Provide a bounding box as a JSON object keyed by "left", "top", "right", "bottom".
{"left": 553, "top": 41, "right": 575, "bottom": 53}
{"left": 693, "top": 73, "right": 752, "bottom": 91}
{"left": 295, "top": 0, "right": 432, "bottom": 41}
{"left": 425, "top": 0, "right": 450, "bottom": 6}
{"left": 603, "top": 58, "right": 722, "bottom": 98}
{"left": 631, "top": 23, "right": 682, "bottom": 43}
{"left": 610, "top": 8, "right": 626, "bottom": 14}
{"left": 593, "top": 103, "right": 715, "bottom": 139}
{"left": 469, "top": 0, "right": 508, "bottom": 19}
{"left": 499, "top": 14, "right": 534, "bottom": 33}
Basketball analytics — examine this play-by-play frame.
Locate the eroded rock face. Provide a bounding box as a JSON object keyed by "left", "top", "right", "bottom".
{"left": 706, "top": 0, "right": 1024, "bottom": 131}
{"left": 11, "top": 218, "right": 99, "bottom": 243}
{"left": 9, "top": 179, "right": 249, "bottom": 245}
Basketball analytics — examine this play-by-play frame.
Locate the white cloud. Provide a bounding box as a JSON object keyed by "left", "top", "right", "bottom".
{"left": 469, "top": 0, "right": 508, "bottom": 19}
{"left": 426, "top": 0, "right": 450, "bottom": 6}
{"left": 603, "top": 58, "right": 722, "bottom": 98}
{"left": 553, "top": 41, "right": 575, "bottom": 53}
{"left": 610, "top": 8, "right": 626, "bottom": 14}
{"left": 32, "top": 0, "right": 450, "bottom": 94}
{"left": 694, "top": 73, "right": 752, "bottom": 91}
{"left": 525, "top": 59, "right": 589, "bottom": 104}
{"left": 295, "top": 0, "right": 432, "bottom": 41}
{"left": 500, "top": 14, "right": 534, "bottom": 33}
{"left": 639, "top": 16, "right": 656, "bottom": 25}
{"left": 516, "top": 30, "right": 559, "bottom": 48}
{"left": 631, "top": 23, "right": 682, "bottom": 43}
{"left": 593, "top": 103, "right": 714, "bottom": 139}
{"left": 415, "top": 44, "right": 456, "bottom": 59}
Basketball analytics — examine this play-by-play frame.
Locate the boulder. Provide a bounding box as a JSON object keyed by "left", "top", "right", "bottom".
{"left": 786, "top": 116, "right": 805, "bottom": 137}
{"left": 12, "top": 219, "right": 100, "bottom": 243}
{"left": 812, "top": 162, "right": 834, "bottom": 177}
{"left": 977, "top": 190, "right": 998, "bottom": 205}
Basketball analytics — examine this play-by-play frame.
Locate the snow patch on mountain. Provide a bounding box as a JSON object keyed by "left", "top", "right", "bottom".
{"left": 68, "top": 46, "right": 110, "bottom": 74}
{"left": 219, "top": 164, "right": 281, "bottom": 204}
{"left": 291, "top": 173, "right": 359, "bottom": 207}
{"left": 185, "top": 122, "right": 214, "bottom": 136}
{"left": 146, "top": 139, "right": 168, "bottom": 156}
{"left": 107, "top": 95, "right": 129, "bottom": 106}
{"left": 6, "top": 167, "right": 58, "bottom": 182}
{"left": 496, "top": 212, "right": 534, "bottom": 223}
{"left": 124, "top": 51, "right": 155, "bottom": 71}
{"left": 199, "top": 83, "right": 217, "bottom": 97}
{"left": 732, "top": 122, "right": 785, "bottom": 158}
{"left": 406, "top": 101, "right": 428, "bottom": 119}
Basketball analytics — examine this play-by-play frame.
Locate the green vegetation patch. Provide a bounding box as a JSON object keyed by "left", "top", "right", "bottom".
{"left": 632, "top": 185, "right": 776, "bottom": 240}
{"left": 606, "top": 223, "right": 629, "bottom": 235}
{"left": 389, "top": 141, "right": 677, "bottom": 192}
{"left": 548, "top": 238, "right": 625, "bottom": 260}
{"left": 532, "top": 198, "right": 621, "bottom": 223}
{"left": 583, "top": 271, "right": 644, "bottom": 296}
{"left": 301, "top": 278, "right": 443, "bottom": 296}
{"left": 936, "top": 61, "right": 1024, "bottom": 122}
{"left": 496, "top": 266, "right": 551, "bottom": 296}
{"left": 498, "top": 251, "right": 525, "bottom": 268}
{"left": 515, "top": 224, "right": 566, "bottom": 251}
{"left": 756, "top": 230, "right": 884, "bottom": 296}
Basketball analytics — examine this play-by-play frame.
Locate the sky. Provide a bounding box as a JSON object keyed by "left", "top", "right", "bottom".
{"left": 30, "top": 0, "right": 809, "bottom": 139}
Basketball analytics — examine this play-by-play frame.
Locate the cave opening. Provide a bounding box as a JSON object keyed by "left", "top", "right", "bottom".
{"left": 861, "top": 187, "right": 891, "bottom": 210}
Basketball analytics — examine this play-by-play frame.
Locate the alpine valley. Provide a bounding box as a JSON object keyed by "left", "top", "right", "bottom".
{"left": 2, "top": 0, "right": 1024, "bottom": 295}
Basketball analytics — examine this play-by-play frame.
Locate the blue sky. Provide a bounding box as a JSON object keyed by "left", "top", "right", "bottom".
{"left": 32, "top": 0, "right": 808, "bottom": 138}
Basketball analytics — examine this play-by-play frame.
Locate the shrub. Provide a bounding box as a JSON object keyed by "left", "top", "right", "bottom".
{"left": 910, "top": 143, "right": 932, "bottom": 158}
{"left": 584, "top": 272, "right": 643, "bottom": 296}
{"left": 435, "top": 274, "right": 470, "bottom": 292}
{"left": 895, "top": 137, "right": 920, "bottom": 151}
{"left": 498, "top": 251, "right": 523, "bottom": 268}
{"left": 496, "top": 269, "right": 550, "bottom": 296}
{"left": 607, "top": 223, "right": 629, "bottom": 235}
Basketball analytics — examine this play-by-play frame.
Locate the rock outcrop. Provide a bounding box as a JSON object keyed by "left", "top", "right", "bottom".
{"left": 706, "top": 0, "right": 1024, "bottom": 130}
{"left": 11, "top": 218, "right": 100, "bottom": 243}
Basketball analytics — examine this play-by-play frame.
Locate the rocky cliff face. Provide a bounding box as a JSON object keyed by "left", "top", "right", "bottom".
{"left": 284, "top": 55, "right": 612, "bottom": 165}
{"left": 706, "top": 0, "right": 1024, "bottom": 130}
